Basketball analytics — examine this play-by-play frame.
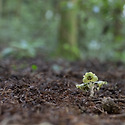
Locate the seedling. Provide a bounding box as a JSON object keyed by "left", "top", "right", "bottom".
{"left": 31, "top": 64, "right": 38, "bottom": 71}
{"left": 76, "top": 72, "right": 107, "bottom": 97}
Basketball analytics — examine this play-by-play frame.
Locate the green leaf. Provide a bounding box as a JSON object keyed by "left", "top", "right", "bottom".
{"left": 76, "top": 83, "right": 89, "bottom": 91}
{"left": 31, "top": 65, "right": 38, "bottom": 71}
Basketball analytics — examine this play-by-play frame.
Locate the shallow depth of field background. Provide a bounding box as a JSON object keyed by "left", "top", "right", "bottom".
{"left": 0, "top": 0, "right": 125, "bottom": 62}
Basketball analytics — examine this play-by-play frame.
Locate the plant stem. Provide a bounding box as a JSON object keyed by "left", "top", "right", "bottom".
{"left": 90, "top": 82, "right": 94, "bottom": 97}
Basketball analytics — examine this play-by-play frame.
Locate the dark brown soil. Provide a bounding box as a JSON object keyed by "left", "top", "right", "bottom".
{"left": 0, "top": 58, "right": 125, "bottom": 125}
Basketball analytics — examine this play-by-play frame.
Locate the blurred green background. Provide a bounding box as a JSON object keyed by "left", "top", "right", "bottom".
{"left": 0, "top": 0, "right": 125, "bottom": 61}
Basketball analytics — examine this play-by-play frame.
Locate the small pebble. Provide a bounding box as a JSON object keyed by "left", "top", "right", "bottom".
{"left": 102, "top": 97, "right": 121, "bottom": 114}
{"left": 39, "top": 122, "right": 53, "bottom": 125}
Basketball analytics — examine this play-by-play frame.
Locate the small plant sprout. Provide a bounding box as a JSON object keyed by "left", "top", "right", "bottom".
{"left": 31, "top": 64, "right": 38, "bottom": 71}
{"left": 76, "top": 72, "right": 107, "bottom": 97}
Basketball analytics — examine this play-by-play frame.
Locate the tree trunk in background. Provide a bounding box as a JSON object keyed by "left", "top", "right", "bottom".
{"left": 0, "top": 0, "right": 2, "bottom": 18}
{"left": 111, "top": 1, "right": 125, "bottom": 61}
{"left": 112, "top": 1, "right": 123, "bottom": 43}
{"left": 57, "top": 0, "right": 80, "bottom": 60}
{"left": 15, "top": 0, "right": 21, "bottom": 17}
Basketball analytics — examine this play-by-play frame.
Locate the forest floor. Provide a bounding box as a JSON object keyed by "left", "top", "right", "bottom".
{"left": 0, "top": 57, "right": 125, "bottom": 125}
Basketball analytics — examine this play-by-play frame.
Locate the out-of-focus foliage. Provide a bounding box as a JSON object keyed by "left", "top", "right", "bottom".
{"left": 0, "top": 0, "right": 125, "bottom": 62}
{"left": 1, "top": 40, "right": 43, "bottom": 58}
{"left": 78, "top": 0, "right": 125, "bottom": 61}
